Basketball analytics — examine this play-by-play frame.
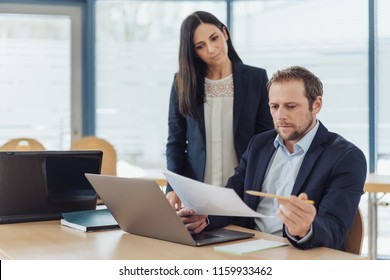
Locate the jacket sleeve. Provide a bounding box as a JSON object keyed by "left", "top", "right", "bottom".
{"left": 166, "top": 76, "right": 187, "bottom": 193}
{"left": 287, "top": 146, "right": 367, "bottom": 250}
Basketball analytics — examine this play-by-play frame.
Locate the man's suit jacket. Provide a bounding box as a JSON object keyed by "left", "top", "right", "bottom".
{"left": 208, "top": 121, "right": 367, "bottom": 251}
{"left": 166, "top": 62, "right": 273, "bottom": 192}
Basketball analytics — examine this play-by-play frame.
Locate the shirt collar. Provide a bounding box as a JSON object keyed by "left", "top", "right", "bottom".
{"left": 273, "top": 120, "right": 320, "bottom": 154}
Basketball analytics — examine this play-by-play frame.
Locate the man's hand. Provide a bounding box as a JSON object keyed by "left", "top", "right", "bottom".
{"left": 177, "top": 208, "right": 208, "bottom": 234}
{"left": 277, "top": 193, "right": 316, "bottom": 238}
{"left": 166, "top": 191, "right": 182, "bottom": 210}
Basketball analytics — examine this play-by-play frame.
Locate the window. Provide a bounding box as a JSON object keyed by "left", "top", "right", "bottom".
{"left": 95, "top": 0, "right": 225, "bottom": 176}
{"left": 377, "top": 0, "right": 390, "bottom": 175}
{"left": 0, "top": 2, "right": 83, "bottom": 150}
{"left": 233, "top": 0, "right": 369, "bottom": 159}
{"left": 375, "top": 0, "right": 390, "bottom": 258}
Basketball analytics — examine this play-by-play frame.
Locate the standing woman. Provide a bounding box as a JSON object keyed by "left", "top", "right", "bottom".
{"left": 166, "top": 11, "right": 273, "bottom": 209}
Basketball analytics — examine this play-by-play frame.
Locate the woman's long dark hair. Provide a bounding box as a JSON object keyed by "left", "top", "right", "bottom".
{"left": 176, "top": 11, "right": 242, "bottom": 120}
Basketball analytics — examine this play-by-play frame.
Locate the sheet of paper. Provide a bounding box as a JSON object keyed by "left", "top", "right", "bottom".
{"left": 162, "top": 170, "right": 272, "bottom": 218}
{"left": 214, "top": 239, "right": 288, "bottom": 255}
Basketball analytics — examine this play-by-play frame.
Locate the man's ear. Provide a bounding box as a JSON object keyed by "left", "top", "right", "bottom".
{"left": 313, "top": 96, "right": 322, "bottom": 113}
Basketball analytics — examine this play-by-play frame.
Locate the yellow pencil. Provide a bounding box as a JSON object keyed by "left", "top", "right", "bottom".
{"left": 246, "top": 190, "right": 315, "bottom": 205}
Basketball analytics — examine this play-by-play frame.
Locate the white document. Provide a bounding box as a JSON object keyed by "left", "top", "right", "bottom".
{"left": 214, "top": 239, "right": 288, "bottom": 255}
{"left": 162, "top": 170, "right": 271, "bottom": 218}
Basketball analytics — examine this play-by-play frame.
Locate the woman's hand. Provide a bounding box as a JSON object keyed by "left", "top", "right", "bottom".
{"left": 166, "top": 191, "right": 182, "bottom": 210}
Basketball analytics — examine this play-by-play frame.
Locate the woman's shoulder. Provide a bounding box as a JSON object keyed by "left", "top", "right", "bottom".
{"left": 234, "top": 62, "right": 267, "bottom": 75}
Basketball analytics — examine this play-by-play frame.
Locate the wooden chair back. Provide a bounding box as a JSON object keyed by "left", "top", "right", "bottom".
{"left": 71, "top": 136, "right": 117, "bottom": 176}
{"left": 0, "top": 138, "right": 46, "bottom": 151}
{"left": 344, "top": 208, "right": 364, "bottom": 255}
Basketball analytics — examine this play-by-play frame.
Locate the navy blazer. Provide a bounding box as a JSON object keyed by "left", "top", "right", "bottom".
{"left": 166, "top": 63, "right": 273, "bottom": 192}
{"left": 208, "top": 121, "right": 367, "bottom": 251}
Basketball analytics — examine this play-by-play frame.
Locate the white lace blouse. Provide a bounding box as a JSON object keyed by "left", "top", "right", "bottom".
{"left": 203, "top": 74, "right": 237, "bottom": 187}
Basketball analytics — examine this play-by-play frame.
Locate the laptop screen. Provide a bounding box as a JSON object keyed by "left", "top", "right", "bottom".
{"left": 46, "top": 155, "right": 101, "bottom": 202}
{"left": 0, "top": 150, "right": 102, "bottom": 223}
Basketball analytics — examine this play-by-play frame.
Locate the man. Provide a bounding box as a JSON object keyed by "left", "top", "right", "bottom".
{"left": 179, "top": 66, "right": 367, "bottom": 251}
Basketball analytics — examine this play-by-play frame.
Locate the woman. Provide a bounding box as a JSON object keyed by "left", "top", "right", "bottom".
{"left": 166, "top": 11, "right": 273, "bottom": 209}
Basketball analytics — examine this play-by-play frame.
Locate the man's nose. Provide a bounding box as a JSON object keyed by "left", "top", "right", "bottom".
{"left": 276, "top": 108, "right": 287, "bottom": 120}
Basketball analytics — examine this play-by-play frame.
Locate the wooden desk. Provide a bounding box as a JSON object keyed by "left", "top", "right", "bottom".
{"left": 0, "top": 221, "right": 364, "bottom": 260}
{"left": 139, "top": 170, "right": 167, "bottom": 187}
{"left": 153, "top": 178, "right": 167, "bottom": 187}
{"left": 364, "top": 173, "right": 390, "bottom": 260}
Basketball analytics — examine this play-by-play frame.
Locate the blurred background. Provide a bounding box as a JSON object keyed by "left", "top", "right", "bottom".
{"left": 0, "top": 0, "right": 389, "bottom": 258}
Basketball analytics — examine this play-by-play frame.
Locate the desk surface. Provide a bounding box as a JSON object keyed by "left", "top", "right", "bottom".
{"left": 0, "top": 221, "right": 364, "bottom": 260}
{"left": 364, "top": 174, "right": 390, "bottom": 193}
{"left": 364, "top": 173, "right": 390, "bottom": 259}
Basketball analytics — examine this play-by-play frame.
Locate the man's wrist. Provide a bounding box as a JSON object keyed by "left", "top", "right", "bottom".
{"left": 286, "top": 225, "right": 313, "bottom": 243}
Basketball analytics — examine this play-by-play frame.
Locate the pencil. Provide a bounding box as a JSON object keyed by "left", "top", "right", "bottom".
{"left": 246, "top": 190, "right": 315, "bottom": 205}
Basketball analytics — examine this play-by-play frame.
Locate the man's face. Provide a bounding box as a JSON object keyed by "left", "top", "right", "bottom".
{"left": 268, "top": 80, "right": 322, "bottom": 147}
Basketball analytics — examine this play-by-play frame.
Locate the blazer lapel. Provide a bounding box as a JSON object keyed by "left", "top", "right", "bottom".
{"left": 291, "top": 122, "right": 328, "bottom": 195}
{"left": 232, "top": 63, "right": 248, "bottom": 136}
{"left": 249, "top": 138, "right": 276, "bottom": 210}
{"left": 195, "top": 98, "right": 206, "bottom": 143}
{"left": 254, "top": 139, "right": 277, "bottom": 193}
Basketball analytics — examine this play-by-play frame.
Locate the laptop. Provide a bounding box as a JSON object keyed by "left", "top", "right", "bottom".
{"left": 85, "top": 173, "right": 254, "bottom": 246}
{"left": 0, "top": 150, "right": 102, "bottom": 224}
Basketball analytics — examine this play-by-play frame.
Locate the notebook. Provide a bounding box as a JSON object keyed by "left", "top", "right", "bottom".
{"left": 61, "top": 208, "right": 119, "bottom": 232}
{"left": 0, "top": 150, "right": 102, "bottom": 224}
{"left": 85, "top": 173, "right": 254, "bottom": 247}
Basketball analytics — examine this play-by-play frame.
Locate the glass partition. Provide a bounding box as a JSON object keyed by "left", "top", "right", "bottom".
{"left": 0, "top": 2, "right": 83, "bottom": 150}
{"left": 377, "top": 0, "right": 390, "bottom": 175}
{"left": 95, "top": 0, "right": 225, "bottom": 176}
{"left": 0, "top": 13, "right": 71, "bottom": 149}
{"left": 233, "top": 0, "right": 369, "bottom": 159}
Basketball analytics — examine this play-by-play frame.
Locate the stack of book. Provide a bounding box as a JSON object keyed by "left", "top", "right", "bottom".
{"left": 61, "top": 208, "right": 119, "bottom": 232}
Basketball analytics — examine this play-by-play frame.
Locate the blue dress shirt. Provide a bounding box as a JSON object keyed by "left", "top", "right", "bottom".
{"left": 254, "top": 121, "right": 319, "bottom": 236}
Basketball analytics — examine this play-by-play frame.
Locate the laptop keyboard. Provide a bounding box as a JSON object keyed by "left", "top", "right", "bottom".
{"left": 191, "top": 232, "right": 219, "bottom": 241}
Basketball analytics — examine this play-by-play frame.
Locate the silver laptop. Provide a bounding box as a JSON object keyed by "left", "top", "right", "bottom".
{"left": 0, "top": 150, "right": 102, "bottom": 224}
{"left": 85, "top": 173, "right": 254, "bottom": 246}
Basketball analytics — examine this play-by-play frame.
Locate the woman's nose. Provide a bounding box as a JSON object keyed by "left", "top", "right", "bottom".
{"left": 207, "top": 44, "right": 215, "bottom": 53}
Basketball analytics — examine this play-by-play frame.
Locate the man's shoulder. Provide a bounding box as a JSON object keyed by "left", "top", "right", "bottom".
{"left": 316, "top": 122, "right": 361, "bottom": 150}
{"left": 326, "top": 132, "right": 363, "bottom": 152}
{"left": 316, "top": 130, "right": 367, "bottom": 176}
{"left": 317, "top": 129, "right": 366, "bottom": 165}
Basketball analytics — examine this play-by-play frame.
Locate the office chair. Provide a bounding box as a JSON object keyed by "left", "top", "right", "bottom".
{"left": 344, "top": 208, "right": 364, "bottom": 255}
{"left": 0, "top": 137, "right": 46, "bottom": 151}
{"left": 71, "top": 136, "right": 117, "bottom": 176}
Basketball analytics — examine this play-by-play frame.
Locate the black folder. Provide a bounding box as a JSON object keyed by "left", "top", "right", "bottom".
{"left": 61, "top": 208, "right": 119, "bottom": 232}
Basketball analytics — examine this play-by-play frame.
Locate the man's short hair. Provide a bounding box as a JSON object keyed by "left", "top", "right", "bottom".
{"left": 267, "top": 66, "right": 323, "bottom": 108}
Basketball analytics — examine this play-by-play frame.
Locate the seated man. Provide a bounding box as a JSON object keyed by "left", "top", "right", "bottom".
{"left": 178, "top": 66, "right": 367, "bottom": 251}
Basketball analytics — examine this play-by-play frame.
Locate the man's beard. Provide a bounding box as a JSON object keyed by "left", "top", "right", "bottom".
{"left": 276, "top": 115, "right": 314, "bottom": 141}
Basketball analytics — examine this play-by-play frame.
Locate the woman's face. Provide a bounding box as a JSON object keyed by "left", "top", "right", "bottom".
{"left": 193, "top": 23, "right": 229, "bottom": 67}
